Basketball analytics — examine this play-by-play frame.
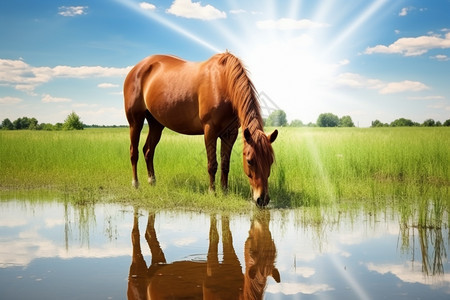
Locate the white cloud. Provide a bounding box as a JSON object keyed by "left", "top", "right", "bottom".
{"left": 0, "top": 58, "right": 131, "bottom": 93}
{"left": 139, "top": 2, "right": 156, "bottom": 11}
{"left": 58, "top": 6, "right": 88, "bottom": 17}
{"left": 335, "top": 73, "right": 383, "bottom": 90}
{"left": 430, "top": 54, "right": 449, "bottom": 61}
{"left": 266, "top": 282, "right": 334, "bottom": 295}
{"left": 336, "top": 73, "right": 429, "bottom": 94}
{"left": 42, "top": 94, "right": 72, "bottom": 103}
{"left": 408, "top": 95, "right": 444, "bottom": 100}
{"left": 294, "top": 266, "right": 315, "bottom": 278}
{"left": 166, "top": 0, "right": 226, "bottom": 20}
{"left": 77, "top": 106, "right": 125, "bottom": 125}
{"left": 98, "top": 83, "right": 119, "bottom": 88}
{"left": 230, "top": 9, "right": 246, "bottom": 14}
{"left": 365, "top": 32, "right": 450, "bottom": 56}
{"left": 398, "top": 7, "right": 409, "bottom": 16}
{"left": 367, "top": 262, "right": 450, "bottom": 286}
{"left": 256, "top": 18, "right": 329, "bottom": 30}
{"left": 0, "top": 96, "right": 22, "bottom": 105}
{"left": 379, "top": 80, "right": 429, "bottom": 94}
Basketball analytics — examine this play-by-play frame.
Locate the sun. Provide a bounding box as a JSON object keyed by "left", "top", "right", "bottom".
{"left": 238, "top": 32, "right": 343, "bottom": 123}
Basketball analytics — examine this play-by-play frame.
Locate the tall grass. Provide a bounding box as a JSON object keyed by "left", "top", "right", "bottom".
{"left": 1, "top": 127, "right": 449, "bottom": 214}
{"left": 271, "top": 128, "right": 448, "bottom": 208}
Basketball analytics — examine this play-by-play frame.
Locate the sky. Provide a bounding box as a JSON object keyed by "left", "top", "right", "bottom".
{"left": 0, "top": 0, "right": 449, "bottom": 127}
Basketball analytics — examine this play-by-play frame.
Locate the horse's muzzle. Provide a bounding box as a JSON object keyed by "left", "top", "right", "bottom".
{"left": 256, "top": 195, "right": 270, "bottom": 207}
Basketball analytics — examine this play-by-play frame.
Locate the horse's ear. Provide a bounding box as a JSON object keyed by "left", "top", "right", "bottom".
{"left": 244, "top": 128, "right": 252, "bottom": 144}
{"left": 272, "top": 268, "right": 281, "bottom": 283}
{"left": 268, "top": 129, "right": 278, "bottom": 143}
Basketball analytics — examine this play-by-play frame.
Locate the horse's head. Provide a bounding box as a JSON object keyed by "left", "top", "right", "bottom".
{"left": 243, "top": 210, "right": 280, "bottom": 299}
{"left": 243, "top": 128, "right": 278, "bottom": 207}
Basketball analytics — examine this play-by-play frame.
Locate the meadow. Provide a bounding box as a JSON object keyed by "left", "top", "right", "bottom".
{"left": 0, "top": 127, "right": 449, "bottom": 224}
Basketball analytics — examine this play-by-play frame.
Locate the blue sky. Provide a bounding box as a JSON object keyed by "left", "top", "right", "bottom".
{"left": 0, "top": 0, "right": 449, "bottom": 127}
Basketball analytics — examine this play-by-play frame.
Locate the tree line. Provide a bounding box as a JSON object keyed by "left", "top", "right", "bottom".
{"left": 264, "top": 110, "right": 450, "bottom": 128}
{"left": 1, "top": 112, "right": 84, "bottom": 131}
{"left": 371, "top": 118, "right": 450, "bottom": 127}
{"left": 265, "top": 111, "right": 355, "bottom": 127}
{"left": 3, "top": 110, "right": 449, "bottom": 130}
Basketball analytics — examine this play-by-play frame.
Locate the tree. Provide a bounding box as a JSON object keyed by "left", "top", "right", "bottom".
{"left": 422, "top": 119, "right": 435, "bottom": 127}
{"left": 266, "top": 110, "right": 287, "bottom": 127}
{"left": 13, "top": 117, "right": 33, "bottom": 129}
{"left": 339, "top": 115, "right": 355, "bottom": 127}
{"left": 63, "top": 112, "right": 84, "bottom": 130}
{"left": 28, "top": 117, "right": 38, "bottom": 130}
{"left": 371, "top": 120, "right": 387, "bottom": 127}
{"left": 1, "top": 118, "right": 14, "bottom": 130}
{"left": 289, "top": 119, "right": 303, "bottom": 127}
{"left": 317, "top": 113, "right": 339, "bottom": 127}
{"left": 444, "top": 119, "right": 450, "bottom": 126}
{"left": 390, "top": 118, "right": 415, "bottom": 127}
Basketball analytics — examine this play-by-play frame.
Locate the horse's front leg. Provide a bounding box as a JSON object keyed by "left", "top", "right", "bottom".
{"left": 220, "top": 126, "right": 238, "bottom": 191}
{"left": 204, "top": 125, "right": 218, "bottom": 192}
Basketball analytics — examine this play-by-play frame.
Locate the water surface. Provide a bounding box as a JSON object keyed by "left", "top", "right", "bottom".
{"left": 0, "top": 200, "right": 448, "bottom": 299}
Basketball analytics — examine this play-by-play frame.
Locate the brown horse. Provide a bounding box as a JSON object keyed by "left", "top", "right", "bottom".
{"left": 124, "top": 52, "right": 278, "bottom": 206}
{"left": 128, "top": 209, "right": 280, "bottom": 300}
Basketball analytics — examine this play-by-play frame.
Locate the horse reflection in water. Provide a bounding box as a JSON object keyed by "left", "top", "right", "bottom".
{"left": 128, "top": 210, "right": 280, "bottom": 300}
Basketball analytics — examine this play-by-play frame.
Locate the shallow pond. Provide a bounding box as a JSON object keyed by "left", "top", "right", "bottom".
{"left": 0, "top": 200, "right": 448, "bottom": 299}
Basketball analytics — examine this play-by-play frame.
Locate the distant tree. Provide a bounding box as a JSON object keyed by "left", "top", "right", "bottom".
{"left": 390, "top": 118, "right": 415, "bottom": 127}
{"left": 436, "top": 121, "right": 442, "bottom": 127}
{"left": 289, "top": 119, "right": 303, "bottom": 127}
{"left": 307, "top": 122, "right": 317, "bottom": 127}
{"left": 444, "top": 119, "right": 450, "bottom": 126}
{"left": 422, "top": 119, "right": 435, "bottom": 127}
{"left": 317, "top": 113, "right": 339, "bottom": 127}
{"left": 371, "top": 120, "right": 386, "bottom": 127}
{"left": 38, "top": 123, "right": 56, "bottom": 131}
{"left": 1, "top": 118, "right": 14, "bottom": 130}
{"left": 28, "top": 117, "right": 39, "bottom": 130}
{"left": 13, "top": 117, "right": 32, "bottom": 129}
{"left": 63, "top": 112, "right": 84, "bottom": 130}
{"left": 339, "top": 115, "right": 355, "bottom": 127}
{"left": 266, "top": 110, "right": 287, "bottom": 127}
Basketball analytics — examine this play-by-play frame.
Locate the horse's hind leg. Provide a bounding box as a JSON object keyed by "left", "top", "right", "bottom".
{"left": 143, "top": 112, "right": 164, "bottom": 185}
{"left": 129, "top": 115, "right": 145, "bottom": 188}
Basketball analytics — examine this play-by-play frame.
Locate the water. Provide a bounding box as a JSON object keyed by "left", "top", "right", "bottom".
{"left": 0, "top": 200, "right": 448, "bottom": 299}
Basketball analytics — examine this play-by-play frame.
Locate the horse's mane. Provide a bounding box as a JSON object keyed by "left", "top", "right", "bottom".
{"left": 216, "top": 52, "right": 275, "bottom": 171}
{"left": 217, "top": 52, "right": 263, "bottom": 134}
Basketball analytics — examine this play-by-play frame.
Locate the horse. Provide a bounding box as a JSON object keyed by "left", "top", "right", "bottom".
{"left": 124, "top": 52, "right": 278, "bottom": 206}
{"left": 127, "top": 209, "right": 280, "bottom": 300}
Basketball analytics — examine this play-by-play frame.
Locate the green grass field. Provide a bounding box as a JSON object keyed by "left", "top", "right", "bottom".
{"left": 1, "top": 127, "right": 449, "bottom": 219}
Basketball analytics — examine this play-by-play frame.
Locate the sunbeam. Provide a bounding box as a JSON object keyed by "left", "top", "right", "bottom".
{"left": 115, "top": 0, "right": 222, "bottom": 53}
{"left": 303, "top": 133, "right": 335, "bottom": 201}
{"left": 326, "top": 0, "right": 389, "bottom": 53}
{"left": 329, "top": 253, "right": 371, "bottom": 300}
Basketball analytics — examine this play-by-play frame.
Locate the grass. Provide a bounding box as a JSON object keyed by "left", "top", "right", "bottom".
{"left": 0, "top": 127, "right": 449, "bottom": 220}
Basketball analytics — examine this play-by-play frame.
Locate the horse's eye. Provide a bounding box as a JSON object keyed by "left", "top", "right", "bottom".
{"left": 247, "top": 159, "right": 254, "bottom": 166}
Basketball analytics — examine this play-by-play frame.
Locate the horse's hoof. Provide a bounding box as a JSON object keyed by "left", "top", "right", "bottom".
{"left": 132, "top": 180, "right": 139, "bottom": 189}
{"left": 148, "top": 176, "right": 156, "bottom": 185}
